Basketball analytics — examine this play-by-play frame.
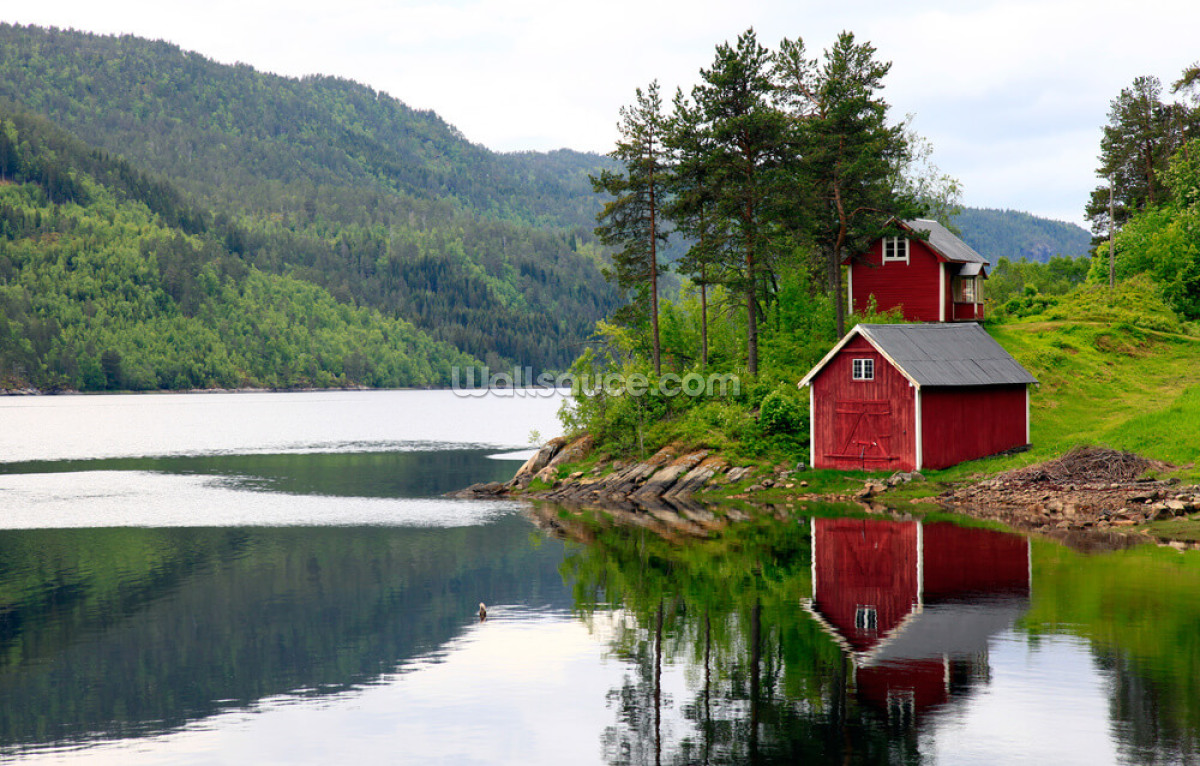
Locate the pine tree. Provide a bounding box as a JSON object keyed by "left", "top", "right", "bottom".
{"left": 690, "top": 29, "right": 788, "bottom": 377}
{"left": 591, "top": 81, "right": 670, "bottom": 375}
{"left": 1085, "top": 76, "right": 1200, "bottom": 243}
{"left": 665, "top": 89, "right": 727, "bottom": 369}
{"left": 775, "top": 32, "right": 917, "bottom": 336}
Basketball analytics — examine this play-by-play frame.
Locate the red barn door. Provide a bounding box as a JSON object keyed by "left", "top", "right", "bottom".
{"left": 830, "top": 399, "right": 899, "bottom": 468}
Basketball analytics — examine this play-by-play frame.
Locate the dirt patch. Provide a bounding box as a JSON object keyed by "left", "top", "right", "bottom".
{"left": 939, "top": 446, "right": 1198, "bottom": 537}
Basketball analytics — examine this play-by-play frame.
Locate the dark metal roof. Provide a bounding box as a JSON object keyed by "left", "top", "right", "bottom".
{"left": 859, "top": 323, "right": 1037, "bottom": 387}
{"left": 904, "top": 219, "right": 988, "bottom": 265}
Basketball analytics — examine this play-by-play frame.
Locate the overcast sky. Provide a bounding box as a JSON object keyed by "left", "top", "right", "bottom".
{"left": 7, "top": 0, "right": 1200, "bottom": 225}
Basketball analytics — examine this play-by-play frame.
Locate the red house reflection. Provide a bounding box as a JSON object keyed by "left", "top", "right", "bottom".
{"left": 804, "top": 518, "right": 1030, "bottom": 723}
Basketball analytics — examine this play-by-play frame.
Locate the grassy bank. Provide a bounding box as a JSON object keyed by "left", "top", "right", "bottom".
{"left": 549, "top": 281, "right": 1200, "bottom": 505}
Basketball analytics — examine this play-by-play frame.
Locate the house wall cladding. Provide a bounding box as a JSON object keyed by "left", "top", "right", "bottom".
{"left": 920, "top": 385, "right": 1027, "bottom": 470}
{"left": 851, "top": 238, "right": 943, "bottom": 322}
{"left": 811, "top": 336, "right": 916, "bottom": 471}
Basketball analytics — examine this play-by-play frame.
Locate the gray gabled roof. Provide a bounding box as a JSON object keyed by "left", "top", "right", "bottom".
{"left": 904, "top": 219, "right": 989, "bottom": 265}
{"left": 799, "top": 323, "right": 1037, "bottom": 388}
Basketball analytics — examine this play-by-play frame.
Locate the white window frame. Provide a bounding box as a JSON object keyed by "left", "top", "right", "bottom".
{"left": 954, "top": 275, "right": 979, "bottom": 303}
{"left": 855, "top": 605, "right": 878, "bottom": 632}
{"left": 882, "top": 236, "right": 909, "bottom": 263}
{"left": 852, "top": 358, "right": 874, "bottom": 381}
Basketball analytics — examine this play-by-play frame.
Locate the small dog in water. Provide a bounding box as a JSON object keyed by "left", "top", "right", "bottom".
{"left": 479, "top": 602, "right": 487, "bottom": 622}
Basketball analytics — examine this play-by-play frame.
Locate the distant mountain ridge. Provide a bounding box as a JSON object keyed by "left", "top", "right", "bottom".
{"left": 0, "top": 23, "right": 620, "bottom": 375}
{"left": 0, "top": 23, "right": 612, "bottom": 229}
{"left": 953, "top": 207, "right": 1091, "bottom": 264}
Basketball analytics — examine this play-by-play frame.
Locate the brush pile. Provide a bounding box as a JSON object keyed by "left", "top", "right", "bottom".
{"left": 1000, "top": 445, "right": 1164, "bottom": 487}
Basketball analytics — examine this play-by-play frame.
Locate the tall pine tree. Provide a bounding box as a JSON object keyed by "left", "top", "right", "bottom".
{"left": 690, "top": 29, "right": 789, "bottom": 377}
{"left": 775, "top": 32, "right": 917, "bottom": 337}
{"left": 591, "top": 81, "right": 670, "bottom": 375}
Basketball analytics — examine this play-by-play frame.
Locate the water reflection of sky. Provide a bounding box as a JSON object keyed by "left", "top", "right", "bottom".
{"left": 0, "top": 470, "right": 525, "bottom": 528}
{"left": 9, "top": 609, "right": 694, "bottom": 766}
{"left": 924, "top": 631, "right": 1117, "bottom": 765}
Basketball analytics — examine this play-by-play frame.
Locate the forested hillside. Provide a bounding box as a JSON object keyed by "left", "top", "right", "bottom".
{"left": 954, "top": 207, "right": 1091, "bottom": 263}
{"left": 0, "top": 105, "right": 480, "bottom": 391}
{"left": 0, "top": 23, "right": 621, "bottom": 376}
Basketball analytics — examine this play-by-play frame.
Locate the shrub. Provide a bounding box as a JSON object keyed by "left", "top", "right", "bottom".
{"left": 759, "top": 388, "right": 805, "bottom": 435}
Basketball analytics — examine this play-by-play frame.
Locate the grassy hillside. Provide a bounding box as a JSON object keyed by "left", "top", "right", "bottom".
{"left": 0, "top": 23, "right": 620, "bottom": 373}
{"left": 937, "top": 281, "right": 1200, "bottom": 481}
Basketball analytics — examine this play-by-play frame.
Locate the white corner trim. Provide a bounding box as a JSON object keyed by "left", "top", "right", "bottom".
{"left": 810, "top": 517, "right": 818, "bottom": 599}
{"left": 1026, "top": 385, "right": 1031, "bottom": 445}
{"left": 916, "top": 521, "right": 924, "bottom": 606}
{"left": 809, "top": 389, "right": 816, "bottom": 469}
{"left": 914, "top": 386, "right": 923, "bottom": 471}
{"left": 938, "top": 262, "right": 946, "bottom": 322}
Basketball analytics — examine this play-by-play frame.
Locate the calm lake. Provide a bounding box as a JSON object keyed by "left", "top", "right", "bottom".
{"left": 1, "top": 390, "right": 1198, "bottom": 764}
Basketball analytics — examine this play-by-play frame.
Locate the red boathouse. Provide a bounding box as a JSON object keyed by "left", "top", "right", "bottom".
{"left": 848, "top": 219, "right": 988, "bottom": 322}
{"left": 798, "top": 323, "right": 1037, "bottom": 471}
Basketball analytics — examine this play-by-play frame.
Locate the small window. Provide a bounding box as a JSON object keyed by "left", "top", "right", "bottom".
{"left": 855, "top": 605, "right": 878, "bottom": 632}
{"left": 852, "top": 358, "right": 874, "bottom": 381}
{"left": 954, "top": 275, "right": 978, "bottom": 303}
{"left": 883, "top": 237, "right": 909, "bottom": 263}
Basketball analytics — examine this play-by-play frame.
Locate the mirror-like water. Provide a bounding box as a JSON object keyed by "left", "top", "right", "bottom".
{"left": 1, "top": 391, "right": 1198, "bottom": 764}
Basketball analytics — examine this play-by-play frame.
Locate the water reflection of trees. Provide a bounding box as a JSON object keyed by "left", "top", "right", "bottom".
{"left": 1025, "top": 542, "right": 1200, "bottom": 763}
{"left": 552, "top": 504, "right": 1200, "bottom": 765}
{"left": 0, "top": 517, "right": 571, "bottom": 752}
{"left": 555, "top": 506, "right": 919, "bottom": 765}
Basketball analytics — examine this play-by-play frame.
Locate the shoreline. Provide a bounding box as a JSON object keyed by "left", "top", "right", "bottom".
{"left": 452, "top": 436, "right": 1200, "bottom": 548}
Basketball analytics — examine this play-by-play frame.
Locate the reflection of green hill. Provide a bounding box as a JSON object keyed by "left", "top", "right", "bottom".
{"left": 0, "top": 449, "right": 521, "bottom": 498}
{"left": 0, "top": 517, "right": 570, "bottom": 751}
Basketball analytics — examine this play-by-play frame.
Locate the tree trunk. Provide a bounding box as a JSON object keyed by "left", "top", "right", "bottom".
{"left": 700, "top": 280, "right": 709, "bottom": 370}
{"left": 746, "top": 253, "right": 758, "bottom": 377}
{"left": 650, "top": 159, "right": 661, "bottom": 376}
{"left": 833, "top": 245, "right": 845, "bottom": 337}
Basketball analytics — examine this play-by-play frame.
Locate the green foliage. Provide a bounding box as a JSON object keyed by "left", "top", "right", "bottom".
{"left": 758, "top": 386, "right": 804, "bottom": 435}
{"left": 0, "top": 24, "right": 623, "bottom": 374}
{"left": 988, "top": 255, "right": 1090, "bottom": 314}
{"left": 0, "top": 151, "right": 479, "bottom": 390}
{"left": 1085, "top": 74, "right": 1200, "bottom": 240}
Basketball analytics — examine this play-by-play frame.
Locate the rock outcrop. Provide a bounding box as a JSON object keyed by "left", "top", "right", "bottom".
{"left": 449, "top": 437, "right": 767, "bottom": 510}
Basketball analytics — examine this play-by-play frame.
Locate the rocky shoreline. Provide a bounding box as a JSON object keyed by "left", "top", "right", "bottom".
{"left": 452, "top": 438, "right": 1200, "bottom": 546}
{"left": 451, "top": 435, "right": 784, "bottom": 510}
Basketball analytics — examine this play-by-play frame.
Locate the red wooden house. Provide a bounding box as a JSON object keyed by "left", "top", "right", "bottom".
{"left": 798, "top": 323, "right": 1037, "bottom": 471}
{"left": 803, "top": 517, "right": 1030, "bottom": 724}
{"left": 848, "top": 219, "right": 988, "bottom": 322}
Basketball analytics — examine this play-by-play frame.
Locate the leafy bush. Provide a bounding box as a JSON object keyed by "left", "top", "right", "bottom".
{"left": 759, "top": 389, "right": 804, "bottom": 435}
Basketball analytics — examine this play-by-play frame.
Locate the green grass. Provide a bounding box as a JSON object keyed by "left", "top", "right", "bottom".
{"left": 1146, "top": 514, "right": 1200, "bottom": 542}
{"left": 552, "top": 281, "right": 1200, "bottom": 492}
{"left": 982, "top": 320, "right": 1200, "bottom": 481}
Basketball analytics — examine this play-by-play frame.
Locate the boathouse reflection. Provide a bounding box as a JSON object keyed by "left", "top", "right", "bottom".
{"left": 803, "top": 518, "right": 1031, "bottom": 723}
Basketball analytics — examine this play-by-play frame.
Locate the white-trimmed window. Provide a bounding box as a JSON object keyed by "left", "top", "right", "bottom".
{"left": 852, "top": 358, "right": 874, "bottom": 381}
{"left": 954, "top": 275, "right": 979, "bottom": 303}
{"left": 855, "top": 605, "right": 878, "bottom": 632}
{"left": 883, "top": 236, "right": 909, "bottom": 263}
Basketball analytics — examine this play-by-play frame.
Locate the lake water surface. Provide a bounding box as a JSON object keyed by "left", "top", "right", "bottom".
{"left": 1, "top": 391, "right": 1199, "bottom": 764}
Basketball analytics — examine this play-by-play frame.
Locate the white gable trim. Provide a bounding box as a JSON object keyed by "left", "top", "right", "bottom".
{"left": 798, "top": 325, "right": 922, "bottom": 390}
